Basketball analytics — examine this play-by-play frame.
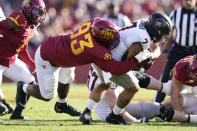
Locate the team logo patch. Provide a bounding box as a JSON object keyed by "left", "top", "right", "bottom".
{"left": 101, "top": 30, "right": 114, "bottom": 40}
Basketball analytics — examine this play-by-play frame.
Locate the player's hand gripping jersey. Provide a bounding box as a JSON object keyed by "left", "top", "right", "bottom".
{"left": 0, "top": 12, "right": 35, "bottom": 69}
{"left": 40, "top": 18, "right": 140, "bottom": 75}
{"left": 173, "top": 56, "right": 197, "bottom": 86}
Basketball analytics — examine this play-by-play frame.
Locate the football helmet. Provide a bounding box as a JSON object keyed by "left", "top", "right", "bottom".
{"left": 21, "top": 0, "right": 46, "bottom": 25}
{"left": 145, "top": 12, "right": 172, "bottom": 43}
{"left": 91, "top": 19, "right": 120, "bottom": 50}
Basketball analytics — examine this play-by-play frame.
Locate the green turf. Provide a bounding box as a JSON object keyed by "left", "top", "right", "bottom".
{"left": 0, "top": 83, "right": 196, "bottom": 131}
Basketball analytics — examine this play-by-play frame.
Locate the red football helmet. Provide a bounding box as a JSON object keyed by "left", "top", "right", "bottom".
{"left": 21, "top": 0, "right": 46, "bottom": 25}
{"left": 190, "top": 54, "right": 197, "bottom": 75}
{"left": 91, "top": 19, "right": 120, "bottom": 50}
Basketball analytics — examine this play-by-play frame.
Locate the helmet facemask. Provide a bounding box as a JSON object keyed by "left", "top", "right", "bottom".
{"left": 21, "top": 0, "right": 46, "bottom": 25}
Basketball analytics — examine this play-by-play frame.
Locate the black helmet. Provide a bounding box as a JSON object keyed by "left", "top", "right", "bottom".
{"left": 145, "top": 12, "right": 172, "bottom": 43}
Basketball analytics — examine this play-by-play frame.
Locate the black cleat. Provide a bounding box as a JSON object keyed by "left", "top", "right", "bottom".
{"left": 10, "top": 108, "right": 30, "bottom": 120}
{"left": 0, "top": 102, "right": 8, "bottom": 116}
{"left": 0, "top": 99, "right": 14, "bottom": 114}
{"left": 79, "top": 108, "right": 92, "bottom": 124}
{"left": 106, "top": 111, "right": 131, "bottom": 125}
{"left": 54, "top": 102, "right": 81, "bottom": 117}
{"left": 16, "top": 81, "right": 27, "bottom": 109}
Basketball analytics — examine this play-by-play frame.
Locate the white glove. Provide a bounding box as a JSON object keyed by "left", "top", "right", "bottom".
{"left": 134, "top": 49, "right": 152, "bottom": 63}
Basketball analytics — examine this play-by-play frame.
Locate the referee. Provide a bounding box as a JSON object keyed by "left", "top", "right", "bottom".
{"left": 154, "top": 0, "right": 197, "bottom": 103}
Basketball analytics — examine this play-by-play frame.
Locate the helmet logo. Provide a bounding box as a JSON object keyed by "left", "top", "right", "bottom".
{"left": 101, "top": 30, "right": 114, "bottom": 40}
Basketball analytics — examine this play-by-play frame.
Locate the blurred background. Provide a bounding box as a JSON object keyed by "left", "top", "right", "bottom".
{"left": 0, "top": 0, "right": 183, "bottom": 83}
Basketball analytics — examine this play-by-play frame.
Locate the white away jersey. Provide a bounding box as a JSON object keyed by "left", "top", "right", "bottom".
{"left": 110, "top": 19, "right": 151, "bottom": 61}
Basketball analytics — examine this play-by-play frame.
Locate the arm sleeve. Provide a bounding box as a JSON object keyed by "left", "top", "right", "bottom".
{"left": 94, "top": 57, "right": 138, "bottom": 75}
{"left": 18, "top": 45, "right": 35, "bottom": 70}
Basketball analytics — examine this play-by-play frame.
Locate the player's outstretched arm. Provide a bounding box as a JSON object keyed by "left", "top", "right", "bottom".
{"left": 18, "top": 45, "right": 35, "bottom": 70}
{"left": 171, "top": 76, "right": 183, "bottom": 112}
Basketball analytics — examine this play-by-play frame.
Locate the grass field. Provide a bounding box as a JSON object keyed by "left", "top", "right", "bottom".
{"left": 0, "top": 83, "right": 197, "bottom": 131}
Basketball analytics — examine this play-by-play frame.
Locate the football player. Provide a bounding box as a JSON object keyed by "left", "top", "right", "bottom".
{"left": 80, "top": 12, "right": 173, "bottom": 125}
{"left": 161, "top": 54, "right": 197, "bottom": 114}
{"left": 82, "top": 54, "right": 197, "bottom": 124}
{"left": 0, "top": 0, "right": 46, "bottom": 118}
{"left": 11, "top": 17, "right": 153, "bottom": 120}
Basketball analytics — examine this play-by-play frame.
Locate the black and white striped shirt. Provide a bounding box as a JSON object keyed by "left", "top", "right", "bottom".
{"left": 169, "top": 8, "right": 197, "bottom": 47}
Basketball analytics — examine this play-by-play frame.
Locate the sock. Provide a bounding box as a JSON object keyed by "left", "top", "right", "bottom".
{"left": 189, "top": 115, "right": 197, "bottom": 123}
{"left": 23, "top": 84, "right": 28, "bottom": 94}
{"left": 86, "top": 99, "right": 97, "bottom": 111}
{"left": 113, "top": 104, "right": 124, "bottom": 115}
{"left": 161, "top": 82, "right": 171, "bottom": 95}
{"left": 58, "top": 97, "right": 67, "bottom": 103}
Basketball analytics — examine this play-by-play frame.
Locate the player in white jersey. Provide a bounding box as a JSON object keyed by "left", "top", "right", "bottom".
{"left": 80, "top": 12, "right": 173, "bottom": 125}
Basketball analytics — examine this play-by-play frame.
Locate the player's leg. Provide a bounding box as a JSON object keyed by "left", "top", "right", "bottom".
{"left": 106, "top": 71, "right": 139, "bottom": 125}
{"left": 80, "top": 65, "right": 111, "bottom": 124}
{"left": 0, "top": 64, "right": 8, "bottom": 115}
{"left": 159, "top": 93, "right": 197, "bottom": 123}
{"left": 54, "top": 67, "right": 81, "bottom": 116}
{"left": 125, "top": 102, "right": 161, "bottom": 119}
{"left": 10, "top": 47, "right": 59, "bottom": 120}
{"left": 3, "top": 58, "right": 35, "bottom": 114}
{"left": 135, "top": 72, "right": 172, "bottom": 95}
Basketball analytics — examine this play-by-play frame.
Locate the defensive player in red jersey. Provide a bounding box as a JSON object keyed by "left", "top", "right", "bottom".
{"left": 0, "top": 0, "right": 46, "bottom": 119}
{"left": 11, "top": 18, "right": 153, "bottom": 120}
{"left": 165, "top": 55, "right": 197, "bottom": 112}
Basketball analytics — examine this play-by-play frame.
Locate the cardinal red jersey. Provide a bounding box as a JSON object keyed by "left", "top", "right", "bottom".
{"left": 173, "top": 56, "right": 197, "bottom": 86}
{"left": 40, "top": 18, "right": 138, "bottom": 75}
{"left": 0, "top": 11, "right": 35, "bottom": 67}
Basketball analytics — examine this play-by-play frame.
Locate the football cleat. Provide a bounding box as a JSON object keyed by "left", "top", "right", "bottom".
{"left": 16, "top": 81, "right": 28, "bottom": 109}
{"left": 54, "top": 102, "right": 81, "bottom": 117}
{"left": 106, "top": 111, "right": 131, "bottom": 125}
{"left": 10, "top": 108, "right": 30, "bottom": 121}
{"left": 0, "top": 102, "right": 8, "bottom": 116}
{"left": 79, "top": 108, "right": 92, "bottom": 124}
{"left": 0, "top": 99, "right": 14, "bottom": 114}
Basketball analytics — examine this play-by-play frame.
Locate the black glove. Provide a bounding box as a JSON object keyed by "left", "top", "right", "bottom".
{"left": 141, "top": 57, "right": 153, "bottom": 72}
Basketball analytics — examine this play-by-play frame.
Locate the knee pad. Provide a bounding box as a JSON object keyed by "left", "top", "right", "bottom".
{"left": 135, "top": 73, "right": 150, "bottom": 88}
{"left": 158, "top": 104, "right": 175, "bottom": 122}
